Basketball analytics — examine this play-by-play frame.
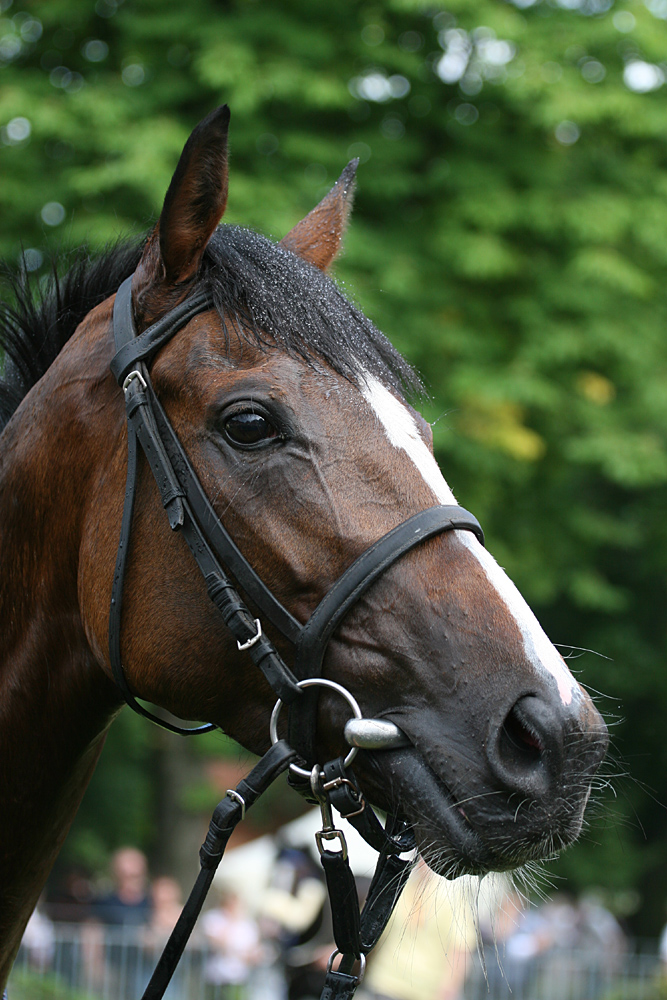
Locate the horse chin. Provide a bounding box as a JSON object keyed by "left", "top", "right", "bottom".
{"left": 362, "top": 746, "right": 579, "bottom": 880}
{"left": 363, "top": 746, "right": 494, "bottom": 878}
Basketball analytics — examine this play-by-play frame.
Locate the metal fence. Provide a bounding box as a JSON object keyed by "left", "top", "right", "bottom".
{"left": 8, "top": 922, "right": 283, "bottom": 1000}
{"left": 8, "top": 923, "right": 666, "bottom": 1000}
{"left": 464, "top": 944, "right": 665, "bottom": 1000}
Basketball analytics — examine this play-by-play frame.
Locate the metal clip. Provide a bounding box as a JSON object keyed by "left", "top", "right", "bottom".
{"left": 237, "top": 619, "right": 262, "bottom": 651}
{"left": 315, "top": 828, "right": 348, "bottom": 859}
{"left": 310, "top": 765, "right": 348, "bottom": 858}
{"left": 225, "top": 789, "right": 246, "bottom": 820}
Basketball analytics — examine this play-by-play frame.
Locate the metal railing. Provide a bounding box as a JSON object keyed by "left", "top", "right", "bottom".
{"left": 8, "top": 922, "right": 666, "bottom": 1000}
{"left": 8, "top": 921, "right": 283, "bottom": 1000}
{"left": 465, "top": 944, "right": 664, "bottom": 1000}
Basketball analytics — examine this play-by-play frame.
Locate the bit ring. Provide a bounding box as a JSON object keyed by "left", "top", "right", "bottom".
{"left": 269, "top": 677, "right": 363, "bottom": 779}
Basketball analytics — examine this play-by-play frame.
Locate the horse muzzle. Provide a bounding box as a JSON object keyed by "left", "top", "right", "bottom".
{"left": 356, "top": 686, "right": 609, "bottom": 878}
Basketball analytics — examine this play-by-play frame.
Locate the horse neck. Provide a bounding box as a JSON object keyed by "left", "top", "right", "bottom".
{"left": 0, "top": 311, "right": 121, "bottom": 984}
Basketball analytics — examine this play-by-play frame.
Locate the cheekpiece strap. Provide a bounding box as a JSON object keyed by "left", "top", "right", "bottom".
{"left": 108, "top": 277, "right": 302, "bottom": 735}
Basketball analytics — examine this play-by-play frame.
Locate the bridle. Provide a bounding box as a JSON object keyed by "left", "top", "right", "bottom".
{"left": 109, "top": 273, "right": 484, "bottom": 755}
{"left": 108, "top": 273, "right": 485, "bottom": 1000}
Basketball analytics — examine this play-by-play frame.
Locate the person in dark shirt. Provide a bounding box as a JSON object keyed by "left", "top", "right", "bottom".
{"left": 95, "top": 847, "right": 151, "bottom": 926}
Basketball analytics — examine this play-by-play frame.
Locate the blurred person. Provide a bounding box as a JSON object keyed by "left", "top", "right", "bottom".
{"left": 261, "top": 847, "right": 327, "bottom": 949}
{"left": 146, "top": 876, "right": 184, "bottom": 944}
{"left": 259, "top": 846, "right": 329, "bottom": 1000}
{"left": 21, "top": 898, "right": 55, "bottom": 971}
{"left": 95, "top": 846, "right": 151, "bottom": 926}
{"left": 576, "top": 892, "right": 625, "bottom": 958}
{"left": 86, "top": 847, "right": 151, "bottom": 994}
{"left": 142, "top": 877, "right": 187, "bottom": 1000}
{"left": 484, "top": 898, "right": 553, "bottom": 998}
{"left": 201, "top": 886, "right": 262, "bottom": 999}
{"left": 363, "top": 860, "right": 476, "bottom": 1000}
{"left": 45, "top": 864, "right": 95, "bottom": 922}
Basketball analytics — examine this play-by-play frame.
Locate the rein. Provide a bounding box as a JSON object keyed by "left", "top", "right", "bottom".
{"left": 107, "top": 274, "right": 486, "bottom": 1000}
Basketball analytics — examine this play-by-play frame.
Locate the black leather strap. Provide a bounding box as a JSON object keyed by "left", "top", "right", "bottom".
{"left": 320, "top": 849, "right": 362, "bottom": 958}
{"left": 109, "top": 375, "right": 302, "bottom": 731}
{"left": 322, "top": 757, "right": 415, "bottom": 856}
{"left": 141, "top": 740, "right": 296, "bottom": 1000}
{"left": 288, "top": 505, "right": 484, "bottom": 761}
{"left": 320, "top": 969, "right": 361, "bottom": 1000}
{"left": 296, "top": 504, "right": 483, "bottom": 677}
{"left": 150, "top": 389, "right": 303, "bottom": 645}
{"left": 108, "top": 372, "right": 217, "bottom": 734}
{"left": 111, "top": 276, "right": 214, "bottom": 383}
{"left": 360, "top": 852, "right": 413, "bottom": 952}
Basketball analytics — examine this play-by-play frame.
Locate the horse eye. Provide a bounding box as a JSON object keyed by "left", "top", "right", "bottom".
{"left": 223, "top": 411, "right": 279, "bottom": 448}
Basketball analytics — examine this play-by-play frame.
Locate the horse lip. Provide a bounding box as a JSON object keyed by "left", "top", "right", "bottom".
{"left": 364, "top": 744, "right": 494, "bottom": 876}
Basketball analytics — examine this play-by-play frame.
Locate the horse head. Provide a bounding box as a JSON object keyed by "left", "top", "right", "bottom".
{"left": 74, "top": 106, "right": 608, "bottom": 878}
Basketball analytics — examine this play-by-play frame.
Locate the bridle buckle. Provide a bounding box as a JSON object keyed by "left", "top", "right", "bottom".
{"left": 122, "top": 369, "right": 147, "bottom": 395}
{"left": 237, "top": 619, "right": 262, "bottom": 651}
{"left": 225, "top": 788, "right": 246, "bottom": 820}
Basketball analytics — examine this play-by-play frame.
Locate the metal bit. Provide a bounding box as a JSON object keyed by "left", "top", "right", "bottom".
{"left": 343, "top": 718, "right": 411, "bottom": 750}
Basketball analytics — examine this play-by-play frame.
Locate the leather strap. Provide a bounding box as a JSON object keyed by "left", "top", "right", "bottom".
{"left": 320, "top": 969, "right": 362, "bottom": 1000}
{"left": 359, "top": 852, "right": 413, "bottom": 952}
{"left": 111, "top": 276, "right": 213, "bottom": 383}
{"left": 288, "top": 505, "right": 484, "bottom": 761}
{"left": 150, "top": 388, "right": 303, "bottom": 645}
{"left": 141, "top": 740, "right": 296, "bottom": 1000}
{"left": 109, "top": 377, "right": 302, "bottom": 733}
{"left": 109, "top": 274, "right": 486, "bottom": 760}
{"left": 296, "top": 504, "right": 483, "bottom": 676}
{"left": 322, "top": 757, "right": 415, "bottom": 856}
{"left": 320, "top": 849, "right": 362, "bottom": 958}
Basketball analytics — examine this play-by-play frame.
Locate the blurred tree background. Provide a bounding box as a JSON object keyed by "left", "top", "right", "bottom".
{"left": 1, "top": 0, "right": 666, "bottom": 934}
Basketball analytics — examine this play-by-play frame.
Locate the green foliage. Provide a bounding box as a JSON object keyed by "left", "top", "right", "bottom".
{"left": 9, "top": 971, "right": 97, "bottom": 1000}
{"left": 2, "top": 0, "right": 667, "bottom": 932}
{"left": 60, "top": 710, "right": 155, "bottom": 871}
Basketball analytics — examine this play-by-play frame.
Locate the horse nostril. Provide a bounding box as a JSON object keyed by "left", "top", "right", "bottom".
{"left": 500, "top": 704, "right": 545, "bottom": 769}
{"left": 491, "top": 695, "right": 564, "bottom": 794}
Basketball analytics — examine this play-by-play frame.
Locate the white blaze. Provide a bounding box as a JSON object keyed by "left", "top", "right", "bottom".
{"left": 360, "top": 374, "right": 578, "bottom": 706}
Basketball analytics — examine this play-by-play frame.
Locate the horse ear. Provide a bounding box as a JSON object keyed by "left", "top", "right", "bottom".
{"left": 280, "top": 159, "right": 359, "bottom": 271}
{"left": 133, "top": 105, "right": 230, "bottom": 321}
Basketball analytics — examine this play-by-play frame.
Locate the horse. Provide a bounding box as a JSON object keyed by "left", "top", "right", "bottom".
{"left": 0, "top": 105, "right": 608, "bottom": 989}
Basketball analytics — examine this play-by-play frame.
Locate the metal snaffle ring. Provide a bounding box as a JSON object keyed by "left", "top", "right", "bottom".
{"left": 270, "top": 677, "right": 363, "bottom": 779}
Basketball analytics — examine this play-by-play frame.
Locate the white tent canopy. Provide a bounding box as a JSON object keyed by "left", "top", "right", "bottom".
{"left": 212, "top": 807, "right": 382, "bottom": 911}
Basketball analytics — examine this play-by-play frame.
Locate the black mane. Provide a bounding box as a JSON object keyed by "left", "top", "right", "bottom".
{"left": 0, "top": 226, "right": 421, "bottom": 432}
{"left": 0, "top": 240, "right": 144, "bottom": 430}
